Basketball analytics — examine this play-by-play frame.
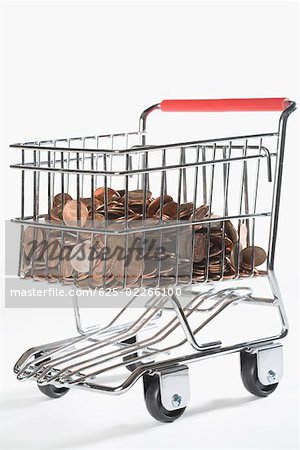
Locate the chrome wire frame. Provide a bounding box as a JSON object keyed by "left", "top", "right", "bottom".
{"left": 12, "top": 101, "right": 296, "bottom": 394}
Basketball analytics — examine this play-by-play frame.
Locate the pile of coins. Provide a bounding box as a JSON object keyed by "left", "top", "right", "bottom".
{"left": 20, "top": 187, "right": 267, "bottom": 288}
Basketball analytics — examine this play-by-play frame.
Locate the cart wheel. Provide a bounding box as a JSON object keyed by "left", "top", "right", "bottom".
{"left": 35, "top": 352, "right": 70, "bottom": 399}
{"left": 143, "top": 375, "right": 186, "bottom": 423}
{"left": 240, "top": 350, "right": 278, "bottom": 397}
{"left": 37, "top": 384, "right": 69, "bottom": 399}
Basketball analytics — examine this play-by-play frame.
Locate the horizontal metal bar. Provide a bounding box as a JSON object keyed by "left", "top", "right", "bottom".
{"left": 11, "top": 145, "right": 272, "bottom": 171}
{"left": 10, "top": 153, "right": 275, "bottom": 177}
{"left": 11, "top": 211, "right": 271, "bottom": 235}
{"left": 10, "top": 132, "right": 278, "bottom": 155}
{"left": 11, "top": 131, "right": 145, "bottom": 149}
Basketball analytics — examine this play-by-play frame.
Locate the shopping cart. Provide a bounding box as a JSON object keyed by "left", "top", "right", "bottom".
{"left": 11, "top": 98, "right": 296, "bottom": 422}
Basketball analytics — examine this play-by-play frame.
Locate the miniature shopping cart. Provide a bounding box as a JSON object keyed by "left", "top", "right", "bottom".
{"left": 11, "top": 98, "right": 296, "bottom": 422}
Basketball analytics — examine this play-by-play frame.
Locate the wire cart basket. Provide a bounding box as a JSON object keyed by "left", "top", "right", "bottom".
{"left": 11, "top": 98, "right": 296, "bottom": 422}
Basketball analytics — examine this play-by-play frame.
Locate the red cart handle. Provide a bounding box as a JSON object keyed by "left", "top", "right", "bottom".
{"left": 160, "top": 98, "right": 291, "bottom": 112}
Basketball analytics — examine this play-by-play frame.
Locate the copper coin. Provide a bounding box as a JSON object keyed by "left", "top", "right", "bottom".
{"left": 241, "top": 246, "right": 267, "bottom": 267}
{"left": 117, "top": 189, "right": 125, "bottom": 197}
{"left": 62, "top": 200, "right": 88, "bottom": 227}
{"left": 94, "top": 187, "right": 118, "bottom": 202}
{"left": 191, "top": 204, "right": 209, "bottom": 230}
{"left": 23, "top": 226, "right": 45, "bottom": 259}
{"left": 45, "top": 238, "right": 61, "bottom": 269}
{"left": 50, "top": 206, "right": 63, "bottom": 223}
{"left": 92, "top": 258, "right": 112, "bottom": 286}
{"left": 128, "top": 189, "right": 152, "bottom": 204}
{"left": 53, "top": 193, "right": 73, "bottom": 208}
{"left": 161, "top": 201, "right": 178, "bottom": 219}
{"left": 147, "top": 195, "right": 173, "bottom": 216}
{"left": 193, "top": 234, "right": 207, "bottom": 263}
{"left": 225, "top": 221, "right": 238, "bottom": 243}
{"left": 70, "top": 242, "right": 92, "bottom": 273}
{"left": 179, "top": 202, "right": 193, "bottom": 219}
{"left": 111, "top": 254, "right": 144, "bottom": 284}
{"left": 60, "top": 252, "right": 73, "bottom": 278}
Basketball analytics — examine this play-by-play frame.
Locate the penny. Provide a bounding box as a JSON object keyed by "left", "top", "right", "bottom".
{"left": 179, "top": 202, "right": 193, "bottom": 219}
{"left": 193, "top": 234, "right": 207, "bottom": 263}
{"left": 70, "top": 242, "right": 92, "bottom": 273}
{"left": 50, "top": 206, "right": 63, "bottom": 223}
{"left": 161, "top": 201, "right": 178, "bottom": 219}
{"left": 60, "top": 251, "right": 73, "bottom": 278}
{"left": 92, "top": 259, "right": 112, "bottom": 286}
{"left": 147, "top": 195, "right": 173, "bottom": 216}
{"left": 23, "top": 226, "right": 45, "bottom": 259}
{"left": 53, "top": 193, "right": 73, "bottom": 208}
{"left": 111, "top": 254, "right": 144, "bottom": 285}
{"left": 94, "top": 187, "right": 118, "bottom": 202}
{"left": 117, "top": 189, "right": 125, "bottom": 197}
{"left": 62, "top": 200, "right": 88, "bottom": 227}
{"left": 128, "top": 189, "right": 152, "bottom": 204}
{"left": 225, "top": 220, "right": 238, "bottom": 243}
{"left": 191, "top": 204, "right": 209, "bottom": 230}
{"left": 241, "top": 246, "right": 267, "bottom": 268}
{"left": 45, "top": 238, "right": 61, "bottom": 269}
{"left": 21, "top": 186, "right": 268, "bottom": 286}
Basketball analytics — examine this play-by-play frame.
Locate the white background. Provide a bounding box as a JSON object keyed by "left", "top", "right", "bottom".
{"left": 1, "top": 1, "right": 299, "bottom": 449}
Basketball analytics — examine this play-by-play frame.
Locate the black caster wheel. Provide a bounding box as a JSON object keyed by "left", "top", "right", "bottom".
{"left": 240, "top": 350, "right": 278, "bottom": 398}
{"left": 143, "top": 374, "right": 186, "bottom": 423}
{"left": 37, "top": 384, "right": 70, "bottom": 399}
{"left": 35, "top": 352, "right": 70, "bottom": 399}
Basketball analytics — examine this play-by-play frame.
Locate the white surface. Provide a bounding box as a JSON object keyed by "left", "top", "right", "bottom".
{"left": 1, "top": 0, "right": 299, "bottom": 449}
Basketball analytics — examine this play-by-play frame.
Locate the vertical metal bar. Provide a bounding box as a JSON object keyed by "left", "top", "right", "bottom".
{"left": 190, "top": 145, "right": 200, "bottom": 283}
{"left": 123, "top": 151, "right": 129, "bottom": 289}
{"left": 46, "top": 149, "right": 51, "bottom": 283}
{"left": 19, "top": 147, "right": 25, "bottom": 277}
{"left": 90, "top": 152, "right": 95, "bottom": 223}
{"left": 31, "top": 146, "right": 39, "bottom": 279}
{"left": 51, "top": 142, "right": 56, "bottom": 204}
{"left": 202, "top": 146, "right": 207, "bottom": 204}
{"left": 88, "top": 150, "right": 95, "bottom": 289}
{"left": 109, "top": 135, "right": 114, "bottom": 187}
{"left": 81, "top": 138, "right": 86, "bottom": 198}
{"left": 181, "top": 148, "right": 187, "bottom": 203}
{"left": 36, "top": 146, "right": 41, "bottom": 219}
{"left": 76, "top": 151, "right": 81, "bottom": 224}
{"left": 95, "top": 136, "right": 100, "bottom": 188}
{"left": 236, "top": 139, "right": 248, "bottom": 278}
{"left": 33, "top": 150, "right": 37, "bottom": 220}
{"left": 139, "top": 148, "right": 149, "bottom": 289}
{"left": 243, "top": 152, "right": 250, "bottom": 247}
{"left": 47, "top": 150, "right": 51, "bottom": 219}
{"left": 66, "top": 140, "right": 71, "bottom": 193}
{"left": 221, "top": 142, "right": 232, "bottom": 280}
{"left": 268, "top": 102, "right": 295, "bottom": 270}
{"left": 249, "top": 138, "right": 263, "bottom": 275}
{"left": 157, "top": 149, "right": 166, "bottom": 287}
{"left": 102, "top": 153, "right": 108, "bottom": 289}
{"left": 59, "top": 150, "right": 65, "bottom": 283}
{"left": 21, "top": 149, "right": 25, "bottom": 219}
{"left": 175, "top": 148, "right": 184, "bottom": 284}
{"left": 205, "top": 144, "right": 217, "bottom": 282}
